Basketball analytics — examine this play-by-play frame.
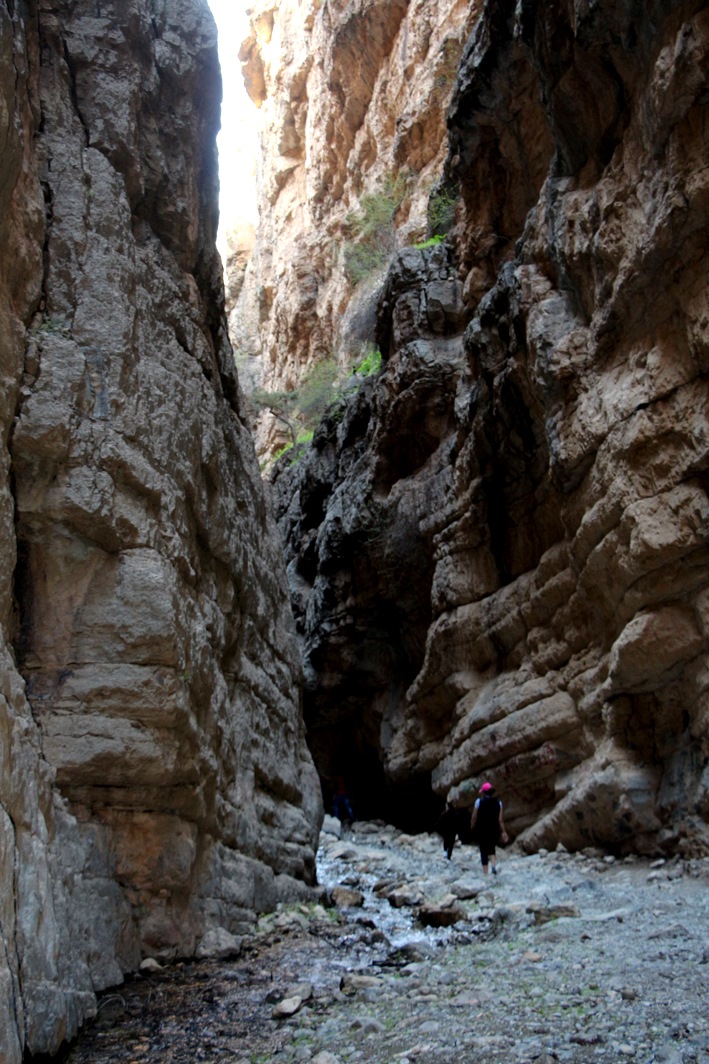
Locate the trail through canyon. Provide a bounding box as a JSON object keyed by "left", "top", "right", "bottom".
{"left": 49, "top": 821, "right": 709, "bottom": 1064}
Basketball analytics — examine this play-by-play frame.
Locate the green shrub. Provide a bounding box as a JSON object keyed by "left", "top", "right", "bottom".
{"left": 256, "top": 348, "right": 385, "bottom": 471}
{"left": 296, "top": 358, "right": 341, "bottom": 424}
{"left": 345, "top": 175, "right": 406, "bottom": 236}
{"left": 428, "top": 185, "right": 458, "bottom": 237}
{"left": 353, "top": 345, "right": 382, "bottom": 377}
{"left": 273, "top": 430, "right": 315, "bottom": 470}
{"left": 344, "top": 242, "right": 389, "bottom": 284}
{"left": 344, "top": 175, "right": 407, "bottom": 284}
{"left": 31, "top": 314, "right": 70, "bottom": 337}
{"left": 412, "top": 234, "right": 445, "bottom": 250}
{"left": 250, "top": 388, "right": 296, "bottom": 414}
{"left": 273, "top": 441, "right": 293, "bottom": 463}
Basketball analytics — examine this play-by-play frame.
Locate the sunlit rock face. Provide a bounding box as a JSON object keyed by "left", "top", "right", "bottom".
{"left": 235, "top": 0, "right": 480, "bottom": 454}
{"left": 0, "top": 2, "right": 320, "bottom": 1059}
{"left": 272, "top": 0, "right": 709, "bottom": 853}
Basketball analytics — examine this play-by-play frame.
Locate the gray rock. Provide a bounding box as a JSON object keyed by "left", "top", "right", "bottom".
{"left": 195, "top": 928, "right": 242, "bottom": 959}
{"left": 322, "top": 815, "right": 343, "bottom": 838}
{"left": 272, "top": 995, "right": 304, "bottom": 1019}
{"left": 388, "top": 884, "right": 425, "bottom": 908}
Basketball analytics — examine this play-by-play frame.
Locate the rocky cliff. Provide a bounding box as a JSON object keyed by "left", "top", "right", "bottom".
{"left": 0, "top": 2, "right": 320, "bottom": 1060}
{"left": 235, "top": 0, "right": 480, "bottom": 455}
{"left": 267, "top": 0, "right": 709, "bottom": 850}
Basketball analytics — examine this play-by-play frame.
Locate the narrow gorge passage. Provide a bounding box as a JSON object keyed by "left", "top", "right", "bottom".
{"left": 1, "top": 0, "right": 708, "bottom": 1061}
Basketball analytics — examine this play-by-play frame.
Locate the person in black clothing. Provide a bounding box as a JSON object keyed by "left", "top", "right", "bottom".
{"left": 469, "top": 781, "right": 508, "bottom": 875}
{"left": 333, "top": 776, "right": 355, "bottom": 825}
{"left": 436, "top": 802, "right": 460, "bottom": 859}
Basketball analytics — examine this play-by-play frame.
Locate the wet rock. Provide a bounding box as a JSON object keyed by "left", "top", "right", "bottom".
{"left": 331, "top": 887, "right": 365, "bottom": 908}
{"left": 352, "top": 1016, "right": 387, "bottom": 1034}
{"left": 287, "top": 982, "right": 314, "bottom": 1003}
{"left": 450, "top": 878, "right": 486, "bottom": 900}
{"left": 417, "top": 900, "right": 468, "bottom": 928}
{"left": 327, "top": 842, "right": 359, "bottom": 862}
{"left": 387, "top": 884, "right": 425, "bottom": 908}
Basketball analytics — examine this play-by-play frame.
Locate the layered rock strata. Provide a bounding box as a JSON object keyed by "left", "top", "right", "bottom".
{"left": 0, "top": 2, "right": 320, "bottom": 1060}
{"left": 236, "top": 0, "right": 480, "bottom": 454}
{"left": 272, "top": 0, "right": 709, "bottom": 852}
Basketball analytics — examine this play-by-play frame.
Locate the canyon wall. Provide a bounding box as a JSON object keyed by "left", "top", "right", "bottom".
{"left": 236, "top": 0, "right": 481, "bottom": 454}
{"left": 0, "top": 2, "right": 320, "bottom": 1060}
{"left": 265, "top": 0, "right": 709, "bottom": 849}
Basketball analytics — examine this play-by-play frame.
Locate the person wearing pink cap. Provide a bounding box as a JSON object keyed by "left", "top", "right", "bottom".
{"left": 469, "top": 782, "right": 508, "bottom": 875}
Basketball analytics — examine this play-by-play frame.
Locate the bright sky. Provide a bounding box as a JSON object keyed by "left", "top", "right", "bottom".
{"left": 207, "top": 0, "right": 259, "bottom": 259}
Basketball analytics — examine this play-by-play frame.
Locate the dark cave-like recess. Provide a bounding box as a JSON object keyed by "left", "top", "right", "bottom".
{"left": 318, "top": 743, "right": 444, "bottom": 835}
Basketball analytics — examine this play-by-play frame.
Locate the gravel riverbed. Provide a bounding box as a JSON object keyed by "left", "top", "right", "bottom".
{"left": 45, "top": 819, "right": 709, "bottom": 1064}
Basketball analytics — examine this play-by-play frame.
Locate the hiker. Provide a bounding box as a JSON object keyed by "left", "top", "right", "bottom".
{"left": 469, "top": 782, "right": 508, "bottom": 875}
{"left": 333, "top": 776, "right": 354, "bottom": 825}
{"left": 435, "top": 802, "right": 460, "bottom": 860}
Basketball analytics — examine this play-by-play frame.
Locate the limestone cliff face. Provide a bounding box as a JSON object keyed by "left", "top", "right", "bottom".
{"left": 271, "top": 0, "right": 709, "bottom": 852}
{"left": 236, "top": 0, "right": 480, "bottom": 453}
{"left": 0, "top": 2, "right": 320, "bottom": 1060}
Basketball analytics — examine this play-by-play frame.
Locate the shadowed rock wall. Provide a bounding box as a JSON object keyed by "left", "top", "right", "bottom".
{"left": 0, "top": 2, "right": 320, "bottom": 1059}
{"left": 272, "top": 0, "right": 709, "bottom": 852}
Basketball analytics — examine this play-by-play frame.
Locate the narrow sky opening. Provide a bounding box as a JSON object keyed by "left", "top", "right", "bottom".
{"left": 207, "top": 0, "right": 259, "bottom": 261}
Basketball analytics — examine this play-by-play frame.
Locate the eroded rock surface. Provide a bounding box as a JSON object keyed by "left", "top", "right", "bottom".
{"left": 234, "top": 0, "right": 479, "bottom": 455}
{"left": 272, "top": 0, "right": 709, "bottom": 853}
{"left": 0, "top": 2, "right": 320, "bottom": 1060}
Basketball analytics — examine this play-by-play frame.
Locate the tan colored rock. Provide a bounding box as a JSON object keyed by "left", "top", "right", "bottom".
{"left": 331, "top": 885, "right": 365, "bottom": 907}
{"left": 1, "top": 3, "right": 321, "bottom": 1061}
{"left": 387, "top": 884, "right": 425, "bottom": 908}
{"left": 526, "top": 902, "right": 581, "bottom": 925}
{"left": 231, "top": 0, "right": 480, "bottom": 459}
{"left": 607, "top": 607, "right": 704, "bottom": 694}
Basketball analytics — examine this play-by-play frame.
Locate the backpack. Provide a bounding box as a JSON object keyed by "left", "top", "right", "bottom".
{"left": 475, "top": 795, "right": 501, "bottom": 839}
